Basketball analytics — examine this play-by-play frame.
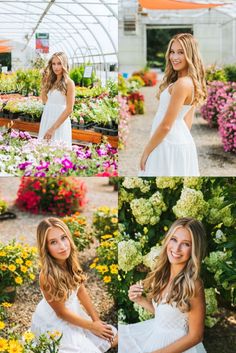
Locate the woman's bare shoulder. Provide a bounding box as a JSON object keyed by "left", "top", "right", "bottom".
{"left": 176, "top": 76, "right": 194, "bottom": 89}
{"left": 66, "top": 77, "right": 75, "bottom": 88}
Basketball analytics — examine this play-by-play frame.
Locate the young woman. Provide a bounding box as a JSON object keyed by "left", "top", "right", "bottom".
{"left": 38, "top": 52, "right": 75, "bottom": 147}
{"left": 139, "top": 33, "right": 207, "bottom": 176}
{"left": 119, "top": 217, "right": 207, "bottom": 353}
{"left": 31, "top": 218, "right": 117, "bottom": 353}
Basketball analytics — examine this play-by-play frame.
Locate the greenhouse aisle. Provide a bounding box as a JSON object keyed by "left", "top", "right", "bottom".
{"left": 119, "top": 85, "right": 236, "bottom": 176}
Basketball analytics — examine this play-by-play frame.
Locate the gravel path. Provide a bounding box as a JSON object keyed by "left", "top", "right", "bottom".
{"left": 119, "top": 85, "right": 236, "bottom": 176}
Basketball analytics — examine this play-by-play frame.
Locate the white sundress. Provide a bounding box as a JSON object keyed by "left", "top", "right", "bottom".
{"left": 38, "top": 89, "right": 72, "bottom": 147}
{"left": 119, "top": 300, "right": 206, "bottom": 353}
{"left": 139, "top": 85, "right": 199, "bottom": 176}
{"left": 31, "top": 289, "right": 117, "bottom": 353}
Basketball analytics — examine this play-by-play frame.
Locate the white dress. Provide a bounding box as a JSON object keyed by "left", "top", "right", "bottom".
{"left": 139, "top": 86, "right": 199, "bottom": 176}
{"left": 31, "top": 289, "right": 117, "bottom": 353}
{"left": 119, "top": 300, "right": 206, "bottom": 353}
{"left": 38, "top": 89, "right": 72, "bottom": 147}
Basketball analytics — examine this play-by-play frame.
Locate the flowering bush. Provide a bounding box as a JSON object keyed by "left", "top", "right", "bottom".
{"left": 0, "top": 127, "right": 118, "bottom": 176}
{"left": 2, "top": 97, "right": 43, "bottom": 121}
{"left": 118, "top": 177, "right": 236, "bottom": 324}
{"left": 0, "top": 199, "right": 7, "bottom": 214}
{"left": 15, "top": 177, "right": 87, "bottom": 216}
{"left": 127, "top": 92, "right": 144, "bottom": 115}
{"left": 205, "top": 65, "right": 227, "bottom": 83}
{"left": 90, "top": 207, "right": 119, "bottom": 298}
{"left": 118, "top": 95, "right": 130, "bottom": 149}
{"left": 218, "top": 95, "right": 236, "bottom": 153}
{"left": 132, "top": 69, "right": 157, "bottom": 86}
{"left": 0, "top": 240, "right": 37, "bottom": 301}
{"left": 92, "top": 206, "right": 118, "bottom": 241}
{"left": 63, "top": 213, "right": 93, "bottom": 251}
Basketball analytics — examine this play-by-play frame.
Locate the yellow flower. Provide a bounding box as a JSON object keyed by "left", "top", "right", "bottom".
{"left": 0, "top": 264, "right": 7, "bottom": 271}
{"left": 0, "top": 338, "right": 8, "bottom": 351}
{"left": 8, "top": 340, "right": 23, "bottom": 353}
{"left": 21, "top": 252, "right": 28, "bottom": 259}
{"left": 100, "top": 241, "right": 111, "bottom": 248}
{"left": 103, "top": 276, "right": 111, "bottom": 283}
{"left": 29, "top": 273, "right": 35, "bottom": 280}
{"left": 23, "top": 331, "right": 35, "bottom": 342}
{"left": 8, "top": 264, "right": 16, "bottom": 272}
{"left": 111, "top": 217, "right": 118, "bottom": 223}
{"left": 0, "top": 251, "right": 6, "bottom": 257}
{"left": 110, "top": 264, "right": 118, "bottom": 274}
{"left": 49, "top": 330, "right": 61, "bottom": 339}
{"left": 96, "top": 265, "right": 108, "bottom": 274}
{"left": 89, "top": 263, "right": 96, "bottom": 269}
{"left": 20, "top": 265, "right": 27, "bottom": 273}
{"left": 101, "top": 234, "right": 113, "bottom": 239}
{"left": 15, "top": 258, "right": 23, "bottom": 265}
{"left": 0, "top": 321, "right": 5, "bottom": 330}
{"left": 1, "top": 302, "right": 12, "bottom": 308}
{"left": 164, "top": 226, "right": 168, "bottom": 231}
{"left": 25, "top": 260, "right": 32, "bottom": 267}
{"left": 15, "top": 277, "right": 23, "bottom": 285}
{"left": 94, "top": 258, "right": 99, "bottom": 263}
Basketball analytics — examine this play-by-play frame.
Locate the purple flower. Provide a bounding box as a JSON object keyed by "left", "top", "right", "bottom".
{"left": 18, "top": 161, "right": 32, "bottom": 170}
{"left": 36, "top": 161, "right": 50, "bottom": 170}
{"left": 96, "top": 148, "right": 107, "bottom": 157}
{"left": 34, "top": 172, "right": 46, "bottom": 177}
{"left": 61, "top": 158, "right": 74, "bottom": 169}
{"left": 10, "top": 130, "right": 19, "bottom": 138}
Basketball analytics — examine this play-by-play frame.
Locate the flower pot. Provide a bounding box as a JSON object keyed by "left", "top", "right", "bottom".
{"left": 72, "top": 121, "right": 94, "bottom": 130}
{"left": 0, "top": 211, "right": 17, "bottom": 221}
{"left": 94, "top": 125, "right": 118, "bottom": 136}
{"left": 8, "top": 112, "right": 19, "bottom": 120}
{"left": 19, "top": 114, "right": 31, "bottom": 122}
{"left": 0, "top": 285, "right": 17, "bottom": 303}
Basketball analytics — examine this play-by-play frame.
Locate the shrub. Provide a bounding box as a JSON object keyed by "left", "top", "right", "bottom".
{"left": 224, "top": 64, "right": 236, "bottom": 82}
{"left": 15, "top": 177, "right": 87, "bottom": 216}
{"left": 205, "top": 65, "right": 227, "bottom": 83}
{"left": 218, "top": 95, "right": 236, "bottom": 153}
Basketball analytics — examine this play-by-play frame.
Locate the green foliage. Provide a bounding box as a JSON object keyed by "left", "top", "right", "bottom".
{"left": 69, "top": 64, "right": 96, "bottom": 87}
{"left": 205, "top": 65, "right": 227, "bottom": 83}
{"left": 0, "top": 199, "right": 7, "bottom": 214}
{"left": 224, "top": 64, "right": 236, "bottom": 82}
{"left": 118, "top": 177, "right": 236, "bottom": 324}
{"left": 16, "top": 68, "right": 41, "bottom": 96}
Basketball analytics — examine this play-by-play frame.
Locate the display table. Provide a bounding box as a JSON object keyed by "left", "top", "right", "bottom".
{"left": 0, "top": 118, "right": 118, "bottom": 148}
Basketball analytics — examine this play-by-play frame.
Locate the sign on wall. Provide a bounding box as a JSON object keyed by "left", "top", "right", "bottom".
{"left": 36, "top": 33, "right": 49, "bottom": 53}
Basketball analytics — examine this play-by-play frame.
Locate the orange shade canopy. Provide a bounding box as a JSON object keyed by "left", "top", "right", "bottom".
{"left": 139, "top": 0, "right": 223, "bottom": 10}
{"left": 0, "top": 39, "right": 12, "bottom": 53}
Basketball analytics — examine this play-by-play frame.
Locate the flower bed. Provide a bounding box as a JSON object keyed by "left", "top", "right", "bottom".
{"left": 16, "top": 177, "right": 87, "bottom": 216}
{"left": 0, "top": 96, "right": 43, "bottom": 122}
{"left": 132, "top": 69, "right": 157, "bottom": 87}
{"left": 218, "top": 95, "right": 236, "bottom": 153}
{"left": 63, "top": 213, "right": 93, "bottom": 251}
{"left": 0, "top": 127, "right": 118, "bottom": 176}
{"left": 118, "top": 95, "right": 130, "bottom": 149}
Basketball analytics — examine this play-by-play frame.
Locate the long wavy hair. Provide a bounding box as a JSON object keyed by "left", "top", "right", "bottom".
{"left": 143, "top": 217, "right": 207, "bottom": 312}
{"left": 158, "top": 33, "right": 207, "bottom": 105}
{"left": 37, "top": 217, "right": 85, "bottom": 302}
{"left": 41, "top": 52, "right": 69, "bottom": 96}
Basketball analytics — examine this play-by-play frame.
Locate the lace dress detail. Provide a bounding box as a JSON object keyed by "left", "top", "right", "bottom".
{"left": 31, "top": 289, "right": 117, "bottom": 353}
{"left": 119, "top": 300, "right": 206, "bottom": 353}
{"left": 139, "top": 86, "right": 199, "bottom": 176}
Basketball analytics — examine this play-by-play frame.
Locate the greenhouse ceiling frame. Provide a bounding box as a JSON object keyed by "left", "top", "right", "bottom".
{"left": 0, "top": 0, "right": 118, "bottom": 66}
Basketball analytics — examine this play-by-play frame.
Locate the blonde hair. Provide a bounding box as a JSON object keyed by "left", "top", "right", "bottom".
{"left": 158, "top": 33, "right": 207, "bottom": 105}
{"left": 37, "top": 217, "right": 85, "bottom": 302}
{"left": 42, "top": 52, "right": 69, "bottom": 95}
{"left": 144, "top": 217, "right": 206, "bottom": 312}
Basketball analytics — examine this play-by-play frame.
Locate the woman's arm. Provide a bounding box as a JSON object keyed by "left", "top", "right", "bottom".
{"left": 140, "top": 78, "right": 193, "bottom": 171}
{"left": 128, "top": 283, "right": 155, "bottom": 314}
{"left": 152, "top": 280, "right": 206, "bottom": 353}
{"left": 77, "top": 284, "right": 100, "bottom": 321}
{"left": 39, "top": 274, "right": 113, "bottom": 340}
{"left": 184, "top": 106, "right": 195, "bottom": 130}
{"left": 44, "top": 78, "right": 75, "bottom": 140}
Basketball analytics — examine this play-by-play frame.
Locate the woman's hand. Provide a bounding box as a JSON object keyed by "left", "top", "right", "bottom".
{"left": 128, "top": 282, "right": 144, "bottom": 303}
{"left": 90, "top": 320, "right": 114, "bottom": 342}
{"left": 44, "top": 127, "right": 55, "bottom": 140}
{"left": 140, "top": 149, "right": 150, "bottom": 171}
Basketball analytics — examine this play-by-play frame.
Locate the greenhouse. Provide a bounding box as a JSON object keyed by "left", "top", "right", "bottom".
{"left": 0, "top": 0, "right": 118, "bottom": 177}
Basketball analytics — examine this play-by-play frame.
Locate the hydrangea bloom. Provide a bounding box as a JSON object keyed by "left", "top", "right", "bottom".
{"left": 122, "top": 177, "right": 151, "bottom": 193}
{"left": 133, "top": 303, "right": 154, "bottom": 322}
{"left": 172, "top": 188, "right": 208, "bottom": 221}
{"left": 183, "top": 177, "right": 203, "bottom": 190}
{"left": 207, "top": 196, "right": 234, "bottom": 227}
{"left": 155, "top": 177, "right": 181, "bottom": 189}
{"left": 205, "top": 288, "right": 219, "bottom": 328}
{"left": 118, "top": 240, "right": 142, "bottom": 272}
{"left": 143, "top": 244, "right": 162, "bottom": 270}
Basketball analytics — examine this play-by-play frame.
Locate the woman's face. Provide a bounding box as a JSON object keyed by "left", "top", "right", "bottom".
{"left": 51, "top": 56, "right": 63, "bottom": 76}
{"left": 169, "top": 40, "right": 188, "bottom": 72}
{"left": 47, "top": 226, "right": 71, "bottom": 263}
{"left": 166, "top": 226, "right": 192, "bottom": 266}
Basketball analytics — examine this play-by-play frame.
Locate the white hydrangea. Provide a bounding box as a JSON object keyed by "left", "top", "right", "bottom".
{"left": 143, "top": 244, "right": 162, "bottom": 270}
{"left": 183, "top": 177, "right": 203, "bottom": 190}
{"left": 118, "top": 309, "right": 127, "bottom": 324}
{"left": 133, "top": 302, "right": 154, "bottom": 322}
{"left": 172, "top": 187, "right": 208, "bottom": 221}
{"left": 156, "top": 177, "right": 181, "bottom": 189}
{"left": 122, "top": 177, "right": 151, "bottom": 193}
{"left": 118, "top": 240, "right": 142, "bottom": 272}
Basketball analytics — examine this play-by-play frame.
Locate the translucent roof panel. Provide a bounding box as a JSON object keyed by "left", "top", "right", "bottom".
{"left": 0, "top": 0, "right": 118, "bottom": 64}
